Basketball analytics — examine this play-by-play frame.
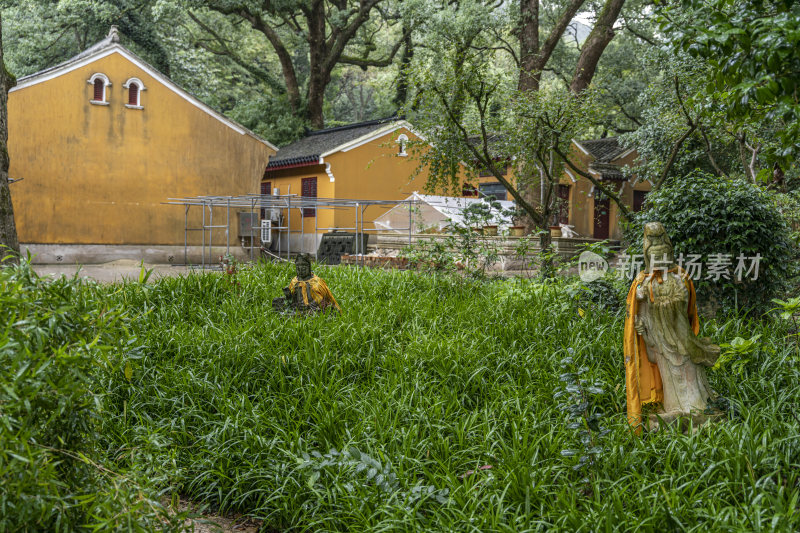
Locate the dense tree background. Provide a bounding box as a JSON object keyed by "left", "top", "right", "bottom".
{"left": 1, "top": 0, "right": 662, "bottom": 146}
{"left": 0, "top": 0, "right": 797, "bottom": 219}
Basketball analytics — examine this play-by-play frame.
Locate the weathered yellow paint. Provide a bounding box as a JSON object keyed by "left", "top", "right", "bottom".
{"left": 265, "top": 127, "right": 473, "bottom": 234}
{"left": 9, "top": 50, "right": 275, "bottom": 245}
{"left": 567, "top": 147, "right": 650, "bottom": 240}
{"left": 263, "top": 164, "right": 335, "bottom": 235}
{"left": 265, "top": 130, "right": 649, "bottom": 242}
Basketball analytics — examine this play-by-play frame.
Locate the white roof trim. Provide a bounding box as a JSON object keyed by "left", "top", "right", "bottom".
{"left": 87, "top": 72, "right": 111, "bottom": 86}
{"left": 11, "top": 45, "right": 277, "bottom": 151}
{"left": 611, "top": 147, "right": 636, "bottom": 162}
{"left": 564, "top": 167, "right": 578, "bottom": 183}
{"left": 321, "top": 122, "right": 405, "bottom": 157}
{"left": 571, "top": 139, "right": 591, "bottom": 156}
{"left": 318, "top": 120, "right": 425, "bottom": 158}
{"left": 123, "top": 77, "right": 146, "bottom": 90}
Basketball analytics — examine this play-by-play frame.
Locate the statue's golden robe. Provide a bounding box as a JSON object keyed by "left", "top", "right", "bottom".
{"left": 288, "top": 275, "right": 340, "bottom": 312}
{"left": 623, "top": 267, "right": 699, "bottom": 430}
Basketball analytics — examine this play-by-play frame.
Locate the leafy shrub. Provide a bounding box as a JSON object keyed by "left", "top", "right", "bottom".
{"left": 0, "top": 260, "right": 179, "bottom": 531}
{"left": 566, "top": 276, "right": 626, "bottom": 314}
{"left": 627, "top": 171, "right": 798, "bottom": 312}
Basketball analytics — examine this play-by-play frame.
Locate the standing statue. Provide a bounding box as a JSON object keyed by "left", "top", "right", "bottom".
{"left": 623, "top": 222, "right": 721, "bottom": 431}
{"left": 273, "top": 254, "right": 340, "bottom": 314}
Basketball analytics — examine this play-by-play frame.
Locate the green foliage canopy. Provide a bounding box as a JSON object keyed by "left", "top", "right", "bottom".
{"left": 629, "top": 170, "right": 798, "bottom": 312}
{"left": 664, "top": 0, "right": 800, "bottom": 162}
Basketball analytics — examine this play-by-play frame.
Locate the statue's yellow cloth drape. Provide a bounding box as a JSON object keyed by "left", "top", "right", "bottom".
{"left": 623, "top": 267, "right": 699, "bottom": 431}
{"left": 288, "top": 275, "right": 340, "bottom": 311}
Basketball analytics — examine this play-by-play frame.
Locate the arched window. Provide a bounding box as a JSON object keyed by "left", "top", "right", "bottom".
{"left": 128, "top": 83, "right": 139, "bottom": 105}
{"left": 396, "top": 134, "right": 409, "bottom": 156}
{"left": 123, "top": 78, "right": 146, "bottom": 109}
{"left": 87, "top": 73, "right": 110, "bottom": 104}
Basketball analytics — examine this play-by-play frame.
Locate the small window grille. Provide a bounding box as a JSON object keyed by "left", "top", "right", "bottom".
{"left": 93, "top": 79, "right": 104, "bottom": 101}
{"left": 301, "top": 177, "right": 317, "bottom": 217}
{"left": 478, "top": 182, "right": 508, "bottom": 201}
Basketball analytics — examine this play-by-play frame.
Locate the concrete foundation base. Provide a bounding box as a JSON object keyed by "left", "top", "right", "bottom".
{"left": 20, "top": 243, "right": 261, "bottom": 265}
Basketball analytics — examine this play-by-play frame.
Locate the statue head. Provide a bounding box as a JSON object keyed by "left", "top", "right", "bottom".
{"left": 642, "top": 222, "right": 675, "bottom": 272}
{"left": 295, "top": 253, "right": 313, "bottom": 280}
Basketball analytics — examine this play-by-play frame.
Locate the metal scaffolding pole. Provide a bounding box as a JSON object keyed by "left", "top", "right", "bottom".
{"left": 249, "top": 198, "right": 255, "bottom": 262}
{"left": 300, "top": 200, "right": 305, "bottom": 255}
{"left": 408, "top": 200, "right": 413, "bottom": 246}
{"left": 167, "top": 194, "right": 418, "bottom": 269}
{"left": 184, "top": 205, "right": 189, "bottom": 266}
{"left": 286, "top": 196, "right": 292, "bottom": 261}
{"left": 360, "top": 204, "right": 366, "bottom": 267}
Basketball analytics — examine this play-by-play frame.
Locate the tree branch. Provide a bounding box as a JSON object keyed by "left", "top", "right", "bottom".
{"left": 570, "top": 0, "right": 626, "bottom": 94}
{"left": 323, "top": 0, "right": 383, "bottom": 75}
{"left": 652, "top": 76, "right": 700, "bottom": 190}
{"left": 611, "top": 94, "right": 642, "bottom": 126}
{"left": 432, "top": 85, "right": 544, "bottom": 227}
{"left": 339, "top": 26, "right": 410, "bottom": 68}
{"left": 653, "top": 124, "right": 695, "bottom": 191}
{"left": 621, "top": 19, "right": 657, "bottom": 46}
{"left": 698, "top": 126, "right": 727, "bottom": 178}
{"left": 187, "top": 11, "right": 284, "bottom": 92}
{"left": 230, "top": 7, "right": 302, "bottom": 113}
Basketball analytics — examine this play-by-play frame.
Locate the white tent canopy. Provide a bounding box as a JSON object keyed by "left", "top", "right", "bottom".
{"left": 374, "top": 192, "right": 515, "bottom": 233}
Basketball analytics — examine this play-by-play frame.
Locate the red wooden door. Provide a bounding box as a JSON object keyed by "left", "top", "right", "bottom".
{"left": 633, "top": 190, "right": 648, "bottom": 212}
{"left": 593, "top": 197, "right": 610, "bottom": 239}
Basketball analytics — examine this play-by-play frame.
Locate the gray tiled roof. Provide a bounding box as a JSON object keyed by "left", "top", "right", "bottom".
{"left": 589, "top": 162, "right": 625, "bottom": 180}
{"left": 267, "top": 117, "right": 399, "bottom": 169}
{"left": 578, "top": 137, "right": 629, "bottom": 163}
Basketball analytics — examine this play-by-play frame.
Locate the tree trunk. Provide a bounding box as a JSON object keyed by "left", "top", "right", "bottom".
{"left": 0, "top": 13, "right": 18, "bottom": 262}
{"left": 393, "top": 30, "right": 414, "bottom": 109}
{"left": 569, "top": 0, "right": 626, "bottom": 94}
{"left": 306, "top": 75, "right": 327, "bottom": 130}
{"left": 306, "top": 3, "right": 328, "bottom": 129}
{"left": 517, "top": 0, "right": 540, "bottom": 92}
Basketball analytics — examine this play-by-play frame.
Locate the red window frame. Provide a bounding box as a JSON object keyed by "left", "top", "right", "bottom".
{"left": 128, "top": 83, "right": 139, "bottom": 106}
{"left": 93, "top": 79, "right": 104, "bottom": 101}
{"left": 301, "top": 177, "right": 317, "bottom": 217}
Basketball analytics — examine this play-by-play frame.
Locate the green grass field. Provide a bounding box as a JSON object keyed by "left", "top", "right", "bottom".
{"left": 2, "top": 261, "right": 799, "bottom": 531}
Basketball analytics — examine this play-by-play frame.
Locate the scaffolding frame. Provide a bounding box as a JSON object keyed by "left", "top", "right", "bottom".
{"left": 166, "top": 194, "right": 417, "bottom": 268}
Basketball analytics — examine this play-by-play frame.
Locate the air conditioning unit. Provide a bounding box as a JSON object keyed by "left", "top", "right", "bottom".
{"left": 260, "top": 219, "right": 272, "bottom": 244}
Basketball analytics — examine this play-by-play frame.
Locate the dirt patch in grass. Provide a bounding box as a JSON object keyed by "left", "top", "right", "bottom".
{"left": 171, "top": 499, "right": 264, "bottom": 533}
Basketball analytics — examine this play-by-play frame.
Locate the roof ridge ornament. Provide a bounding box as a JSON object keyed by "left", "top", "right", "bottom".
{"left": 108, "top": 25, "right": 120, "bottom": 43}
